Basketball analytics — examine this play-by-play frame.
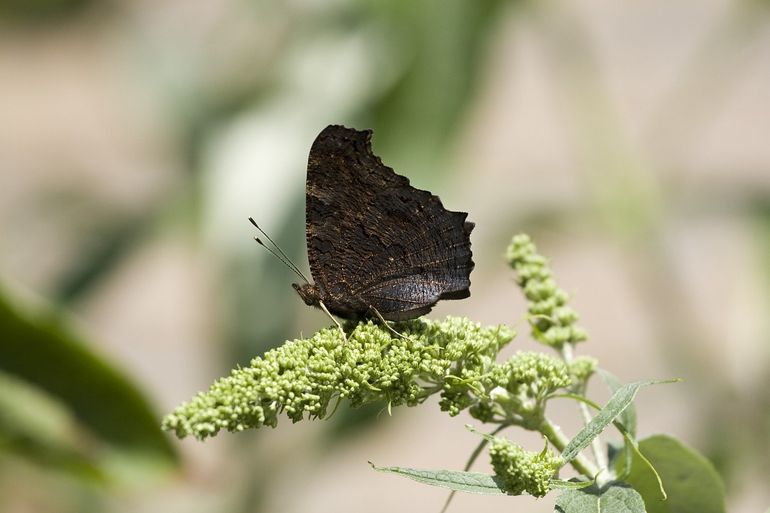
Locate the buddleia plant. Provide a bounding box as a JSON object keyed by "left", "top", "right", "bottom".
{"left": 163, "top": 235, "right": 727, "bottom": 513}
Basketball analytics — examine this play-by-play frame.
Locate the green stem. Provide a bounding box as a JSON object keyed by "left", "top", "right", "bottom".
{"left": 539, "top": 417, "right": 599, "bottom": 480}
{"left": 559, "top": 343, "right": 608, "bottom": 472}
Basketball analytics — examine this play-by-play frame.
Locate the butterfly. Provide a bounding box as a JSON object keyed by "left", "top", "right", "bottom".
{"left": 292, "top": 125, "right": 474, "bottom": 321}
{"left": 252, "top": 125, "right": 474, "bottom": 327}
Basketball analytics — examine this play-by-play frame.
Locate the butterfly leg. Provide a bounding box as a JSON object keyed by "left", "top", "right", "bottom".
{"left": 319, "top": 300, "right": 347, "bottom": 341}
{"left": 369, "top": 306, "right": 411, "bottom": 341}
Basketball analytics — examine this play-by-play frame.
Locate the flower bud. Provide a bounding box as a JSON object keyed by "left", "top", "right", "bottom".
{"left": 489, "top": 437, "right": 562, "bottom": 497}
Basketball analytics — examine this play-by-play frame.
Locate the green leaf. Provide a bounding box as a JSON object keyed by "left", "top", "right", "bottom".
{"left": 618, "top": 428, "right": 666, "bottom": 500}
{"left": 555, "top": 483, "right": 646, "bottom": 513}
{"left": 615, "top": 434, "right": 726, "bottom": 513}
{"left": 0, "top": 291, "right": 177, "bottom": 472}
{"left": 550, "top": 478, "right": 595, "bottom": 490}
{"left": 598, "top": 369, "right": 637, "bottom": 438}
{"left": 370, "top": 463, "right": 508, "bottom": 495}
{"left": 561, "top": 379, "right": 679, "bottom": 463}
{"left": 551, "top": 391, "right": 655, "bottom": 494}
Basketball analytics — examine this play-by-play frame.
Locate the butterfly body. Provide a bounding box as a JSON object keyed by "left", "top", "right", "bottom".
{"left": 295, "top": 124, "right": 474, "bottom": 322}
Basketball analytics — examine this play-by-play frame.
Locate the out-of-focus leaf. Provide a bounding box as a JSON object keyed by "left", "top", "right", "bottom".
{"left": 615, "top": 434, "right": 726, "bottom": 513}
{"left": 0, "top": 0, "right": 95, "bottom": 25}
{"left": 365, "top": 0, "right": 508, "bottom": 178}
{"left": 0, "top": 290, "right": 177, "bottom": 471}
{"left": 0, "top": 371, "right": 105, "bottom": 482}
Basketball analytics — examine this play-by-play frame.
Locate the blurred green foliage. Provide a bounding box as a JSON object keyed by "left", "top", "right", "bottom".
{"left": 0, "top": 292, "right": 177, "bottom": 480}
{"left": 0, "top": 371, "right": 105, "bottom": 483}
{"left": 0, "top": 0, "right": 95, "bottom": 26}
{"left": 362, "top": 0, "right": 507, "bottom": 172}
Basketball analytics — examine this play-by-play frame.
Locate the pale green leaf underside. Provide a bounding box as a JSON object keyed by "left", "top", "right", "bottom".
{"left": 555, "top": 483, "right": 646, "bottom": 513}
{"left": 598, "top": 369, "right": 637, "bottom": 439}
{"left": 371, "top": 463, "right": 592, "bottom": 496}
{"left": 371, "top": 463, "right": 507, "bottom": 495}
{"left": 561, "top": 379, "right": 679, "bottom": 463}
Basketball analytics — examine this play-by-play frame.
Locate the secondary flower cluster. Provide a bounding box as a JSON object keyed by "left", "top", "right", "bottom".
{"left": 507, "top": 234, "right": 588, "bottom": 349}
{"left": 467, "top": 352, "right": 572, "bottom": 428}
{"left": 162, "top": 317, "right": 514, "bottom": 440}
{"left": 489, "top": 437, "right": 562, "bottom": 497}
{"left": 568, "top": 355, "right": 598, "bottom": 385}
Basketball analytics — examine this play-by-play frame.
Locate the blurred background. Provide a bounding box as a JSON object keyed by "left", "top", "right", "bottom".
{"left": 1, "top": 0, "right": 769, "bottom": 511}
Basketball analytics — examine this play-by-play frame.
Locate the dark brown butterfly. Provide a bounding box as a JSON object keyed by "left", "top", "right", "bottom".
{"left": 288, "top": 124, "right": 474, "bottom": 323}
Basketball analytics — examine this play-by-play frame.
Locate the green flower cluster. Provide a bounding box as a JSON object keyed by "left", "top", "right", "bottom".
{"left": 506, "top": 234, "right": 588, "bottom": 349}
{"left": 568, "top": 355, "right": 598, "bottom": 385}
{"left": 162, "top": 317, "right": 513, "bottom": 440}
{"left": 468, "top": 352, "right": 572, "bottom": 428}
{"left": 489, "top": 437, "right": 562, "bottom": 498}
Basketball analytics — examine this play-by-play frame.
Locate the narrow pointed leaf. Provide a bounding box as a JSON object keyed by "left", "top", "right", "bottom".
{"left": 561, "top": 379, "right": 679, "bottom": 463}
{"left": 370, "top": 463, "right": 508, "bottom": 495}
{"left": 550, "top": 478, "right": 594, "bottom": 490}
{"left": 598, "top": 369, "right": 637, "bottom": 438}
{"left": 552, "top": 392, "right": 650, "bottom": 492}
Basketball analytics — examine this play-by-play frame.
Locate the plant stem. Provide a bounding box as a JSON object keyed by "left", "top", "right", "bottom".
{"left": 559, "top": 343, "right": 608, "bottom": 472}
{"left": 539, "top": 417, "right": 599, "bottom": 479}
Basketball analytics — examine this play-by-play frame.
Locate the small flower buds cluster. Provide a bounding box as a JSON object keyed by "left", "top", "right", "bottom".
{"left": 489, "top": 437, "right": 562, "bottom": 497}
{"left": 162, "top": 317, "right": 513, "bottom": 440}
{"left": 470, "top": 352, "right": 572, "bottom": 427}
{"left": 506, "top": 234, "right": 588, "bottom": 349}
{"left": 568, "top": 355, "right": 598, "bottom": 385}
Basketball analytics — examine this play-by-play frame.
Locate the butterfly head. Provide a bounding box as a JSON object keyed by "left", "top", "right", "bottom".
{"left": 292, "top": 282, "right": 321, "bottom": 307}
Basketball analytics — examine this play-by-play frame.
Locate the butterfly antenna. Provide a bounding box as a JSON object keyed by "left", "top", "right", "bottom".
{"left": 248, "top": 218, "right": 311, "bottom": 283}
